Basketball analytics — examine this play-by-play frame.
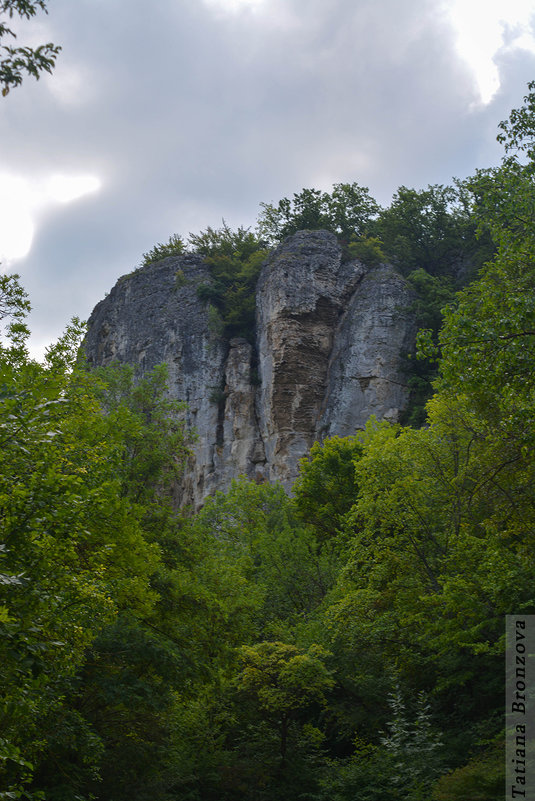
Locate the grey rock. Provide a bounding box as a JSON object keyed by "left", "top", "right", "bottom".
{"left": 255, "top": 230, "right": 367, "bottom": 487}
{"left": 319, "top": 265, "right": 416, "bottom": 438}
{"left": 84, "top": 254, "right": 227, "bottom": 507}
{"left": 85, "top": 230, "right": 416, "bottom": 506}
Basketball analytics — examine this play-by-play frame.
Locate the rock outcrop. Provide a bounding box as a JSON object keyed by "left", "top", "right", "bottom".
{"left": 85, "top": 230, "right": 415, "bottom": 507}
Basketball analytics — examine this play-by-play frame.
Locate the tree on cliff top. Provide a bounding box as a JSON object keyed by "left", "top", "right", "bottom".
{"left": 0, "top": 1, "right": 60, "bottom": 95}
{"left": 191, "top": 223, "right": 269, "bottom": 341}
{"left": 257, "top": 183, "right": 380, "bottom": 244}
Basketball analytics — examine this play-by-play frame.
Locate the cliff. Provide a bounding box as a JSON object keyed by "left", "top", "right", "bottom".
{"left": 85, "top": 230, "right": 415, "bottom": 507}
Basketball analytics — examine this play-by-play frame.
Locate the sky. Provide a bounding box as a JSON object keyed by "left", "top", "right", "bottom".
{"left": 1, "top": 0, "right": 535, "bottom": 358}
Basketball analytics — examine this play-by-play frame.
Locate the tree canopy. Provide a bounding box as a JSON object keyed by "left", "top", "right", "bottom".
{"left": 257, "top": 182, "right": 380, "bottom": 244}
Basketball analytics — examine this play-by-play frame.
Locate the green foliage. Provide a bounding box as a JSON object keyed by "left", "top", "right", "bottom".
{"left": 0, "top": 272, "right": 30, "bottom": 328}
{"left": 257, "top": 180, "right": 489, "bottom": 281}
{"left": 369, "top": 183, "right": 491, "bottom": 427}
{"left": 373, "top": 183, "right": 493, "bottom": 281}
{"left": 0, "top": 1, "right": 60, "bottom": 95}
{"left": 315, "top": 751, "right": 399, "bottom": 801}
{"left": 52, "top": 619, "right": 188, "bottom": 801}
{"left": 380, "top": 687, "right": 444, "bottom": 796}
{"left": 0, "top": 273, "right": 31, "bottom": 364}
{"left": 237, "top": 641, "right": 334, "bottom": 719}
{"left": 174, "top": 268, "right": 187, "bottom": 288}
{"left": 192, "top": 478, "right": 339, "bottom": 631}
{"left": 224, "top": 640, "right": 333, "bottom": 800}
{"left": 437, "top": 82, "right": 535, "bottom": 456}
{"left": 497, "top": 79, "right": 535, "bottom": 158}
{"left": 405, "top": 268, "right": 456, "bottom": 334}
{"left": 292, "top": 435, "right": 362, "bottom": 544}
{"left": 190, "top": 222, "right": 268, "bottom": 341}
{"left": 310, "top": 395, "right": 529, "bottom": 784}
{"left": 89, "top": 361, "right": 190, "bottom": 504}
{"left": 399, "top": 268, "right": 457, "bottom": 426}
{"left": 189, "top": 221, "right": 262, "bottom": 260}
{"left": 431, "top": 741, "right": 504, "bottom": 800}
{"left": 206, "top": 303, "right": 225, "bottom": 337}
{"left": 257, "top": 182, "right": 380, "bottom": 244}
{"left": 316, "top": 688, "right": 444, "bottom": 801}
{"left": 336, "top": 403, "right": 533, "bottom": 658}
{"left": 141, "top": 233, "right": 184, "bottom": 267}
{"left": 0, "top": 277, "right": 198, "bottom": 798}
{"left": 343, "top": 235, "right": 386, "bottom": 266}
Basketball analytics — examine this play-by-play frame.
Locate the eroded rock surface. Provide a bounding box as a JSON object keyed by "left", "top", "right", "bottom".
{"left": 319, "top": 264, "right": 416, "bottom": 438}
{"left": 255, "top": 230, "right": 367, "bottom": 486}
{"left": 85, "top": 230, "right": 415, "bottom": 506}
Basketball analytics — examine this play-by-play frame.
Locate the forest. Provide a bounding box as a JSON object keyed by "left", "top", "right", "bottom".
{"left": 1, "top": 82, "right": 535, "bottom": 801}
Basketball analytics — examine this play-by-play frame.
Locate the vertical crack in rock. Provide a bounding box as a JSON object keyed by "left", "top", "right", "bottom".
{"left": 219, "top": 337, "right": 265, "bottom": 484}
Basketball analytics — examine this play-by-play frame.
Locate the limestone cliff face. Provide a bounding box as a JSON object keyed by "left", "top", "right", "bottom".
{"left": 84, "top": 254, "right": 228, "bottom": 502}
{"left": 255, "top": 231, "right": 414, "bottom": 487}
{"left": 85, "top": 230, "right": 415, "bottom": 507}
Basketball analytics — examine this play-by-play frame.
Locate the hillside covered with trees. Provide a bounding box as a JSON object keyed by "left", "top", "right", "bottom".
{"left": 2, "top": 82, "right": 535, "bottom": 801}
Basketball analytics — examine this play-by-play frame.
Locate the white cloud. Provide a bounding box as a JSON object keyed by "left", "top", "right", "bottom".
{"left": 0, "top": 175, "right": 36, "bottom": 262}
{"left": 447, "top": 0, "right": 535, "bottom": 104}
{"left": 0, "top": 172, "right": 101, "bottom": 263}
{"left": 201, "top": 0, "right": 266, "bottom": 12}
{"left": 46, "top": 174, "right": 101, "bottom": 204}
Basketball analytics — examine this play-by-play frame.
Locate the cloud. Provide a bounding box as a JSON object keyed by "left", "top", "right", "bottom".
{"left": 0, "top": 171, "right": 101, "bottom": 262}
{"left": 1, "top": 0, "right": 534, "bottom": 357}
{"left": 446, "top": 0, "right": 535, "bottom": 105}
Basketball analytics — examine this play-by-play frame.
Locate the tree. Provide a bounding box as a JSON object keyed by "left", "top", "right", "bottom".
{"left": 365, "top": 183, "right": 494, "bottom": 427}
{"left": 437, "top": 81, "right": 535, "bottom": 453}
{"left": 380, "top": 686, "right": 444, "bottom": 794}
{"left": 236, "top": 641, "right": 334, "bottom": 758}
{"left": 257, "top": 183, "right": 379, "bottom": 244}
{"left": 431, "top": 740, "right": 503, "bottom": 800}
{"left": 315, "top": 688, "right": 444, "bottom": 801}
{"left": 0, "top": 276, "right": 198, "bottom": 798}
{"left": 0, "top": 1, "right": 60, "bottom": 95}
{"left": 397, "top": 268, "right": 457, "bottom": 427}
{"left": 313, "top": 87, "right": 535, "bottom": 792}
{"left": 320, "top": 400, "right": 531, "bottom": 778}
{"left": 292, "top": 435, "right": 362, "bottom": 545}
{"left": 189, "top": 223, "right": 268, "bottom": 341}
{"left": 140, "top": 234, "right": 184, "bottom": 267}
{"left": 231, "top": 640, "right": 334, "bottom": 799}
{"left": 373, "top": 183, "right": 491, "bottom": 281}
{"left": 192, "top": 478, "right": 338, "bottom": 632}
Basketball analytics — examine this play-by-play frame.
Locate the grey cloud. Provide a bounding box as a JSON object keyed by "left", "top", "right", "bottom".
{"left": 1, "top": 0, "right": 534, "bottom": 354}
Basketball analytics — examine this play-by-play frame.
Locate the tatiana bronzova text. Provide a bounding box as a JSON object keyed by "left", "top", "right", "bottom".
{"left": 506, "top": 615, "right": 535, "bottom": 799}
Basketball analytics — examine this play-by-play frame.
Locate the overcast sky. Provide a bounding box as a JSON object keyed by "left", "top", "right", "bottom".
{"left": 1, "top": 0, "right": 535, "bottom": 357}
